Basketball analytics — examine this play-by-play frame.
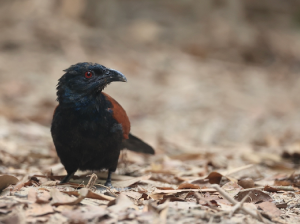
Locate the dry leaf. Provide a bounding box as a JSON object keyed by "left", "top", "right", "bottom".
{"left": 221, "top": 182, "right": 242, "bottom": 197}
{"left": 258, "top": 201, "right": 281, "bottom": 217}
{"left": 234, "top": 189, "right": 272, "bottom": 203}
{"left": 26, "top": 203, "right": 54, "bottom": 217}
{"left": 61, "top": 205, "right": 107, "bottom": 221}
{"left": 152, "top": 188, "right": 216, "bottom": 195}
{"left": 263, "top": 185, "right": 280, "bottom": 192}
{"left": 177, "top": 183, "right": 200, "bottom": 189}
{"left": 108, "top": 193, "right": 135, "bottom": 213}
{"left": 205, "top": 172, "right": 223, "bottom": 184}
{"left": 148, "top": 199, "right": 169, "bottom": 224}
{"left": 124, "top": 191, "right": 142, "bottom": 200}
{"left": 12, "top": 175, "right": 29, "bottom": 192}
{"left": 39, "top": 191, "right": 51, "bottom": 203}
{"left": 156, "top": 187, "right": 175, "bottom": 190}
{"left": 238, "top": 178, "right": 254, "bottom": 189}
{"left": 112, "top": 175, "right": 151, "bottom": 188}
{"left": 62, "top": 189, "right": 115, "bottom": 201}
{"left": 149, "top": 193, "right": 164, "bottom": 200}
{"left": 0, "top": 175, "right": 19, "bottom": 191}
{"left": 51, "top": 188, "right": 88, "bottom": 206}
{"left": 159, "top": 195, "right": 185, "bottom": 204}
{"left": 276, "top": 203, "right": 287, "bottom": 209}
{"left": 27, "top": 188, "right": 37, "bottom": 202}
{"left": 274, "top": 173, "right": 300, "bottom": 187}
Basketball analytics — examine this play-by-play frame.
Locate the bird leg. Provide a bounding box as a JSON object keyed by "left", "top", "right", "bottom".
{"left": 60, "top": 170, "right": 76, "bottom": 184}
{"left": 104, "top": 170, "right": 113, "bottom": 187}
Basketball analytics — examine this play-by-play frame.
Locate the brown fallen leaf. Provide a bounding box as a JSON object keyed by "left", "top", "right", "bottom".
{"left": 177, "top": 192, "right": 190, "bottom": 201}
{"left": 27, "top": 188, "right": 37, "bottom": 202}
{"left": 258, "top": 201, "right": 281, "bottom": 218}
{"left": 156, "top": 187, "right": 175, "bottom": 190}
{"left": 177, "top": 183, "right": 200, "bottom": 189}
{"left": 62, "top": 189, "right": 115, "bottom": 201}
{"left": 12, "top": 175, "right": 29, "bottom": 192}
{"left": 276, "top": 203, "right": 288, "bottom": 209}
{"left": 274, "top": 179, "right": 292, "bottom": 186}
{"left": 221, "top": 182, "right": 242, "bottom": 197}
{"left": 26, "top": 203, "right": 54, "bottom": 217}
{"left": 238, "top": 178, "right": 254, "bottom": 189}
{"left": 61, "top": 205, "right": 107, "bottom": 222}
{"left": 108, "top": 193, "right": 136, "bottom": 213}
{"left": 205, "top": 171, "right": 236, "bottom": 185}
{"left": 263, "top": 185, "right": 280, "bottom": 192}
{"left": 159, "top": 195, "right": 185, "bottom": 204}
{"left": 152, "top": 188, "right": 216, "bottom": 195}
{"left": 234, "top": 189, "right": 272, "bottom": 203}
{"left": 274, "top": 173, "right": 300, "bottom": 187}
{"left": 0, "top": 174, "right": 19, "bottom": 191}
{"left": 51, "top": 188, "right": 88, "bottom": 206}
{"left": 124, "top": 191, "right": 142, "bottom": 200}
{"left": 111, "top": 175, "right": 152, "bottom": 188}
{"left": 25, "top": 188, "right": 52, "bottom": 204}
{"left": 148, "top": 199, "right": 169, "bottom": 224}
{"left": 149, "top": 193, "right": 164, "bottom": 200}
{"left": 206, "top": 172, "right": 223, "bottom": 184}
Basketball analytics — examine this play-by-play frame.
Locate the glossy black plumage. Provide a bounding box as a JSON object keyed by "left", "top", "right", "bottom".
{"left": 51, "top": 62, "right": 154, "bottom": 186}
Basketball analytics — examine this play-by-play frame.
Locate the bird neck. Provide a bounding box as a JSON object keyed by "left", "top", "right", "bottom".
{"left": 58, "top": 87, "right": 106, "bottom": 112}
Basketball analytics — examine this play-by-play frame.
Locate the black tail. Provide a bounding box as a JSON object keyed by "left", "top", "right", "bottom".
{"left": 122, "top": 133, "right": 155, "bottom": 154}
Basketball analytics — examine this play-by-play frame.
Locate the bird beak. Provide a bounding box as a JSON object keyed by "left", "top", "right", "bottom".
{"left": 108, "top": 69, "right": 127, "bottom": 82}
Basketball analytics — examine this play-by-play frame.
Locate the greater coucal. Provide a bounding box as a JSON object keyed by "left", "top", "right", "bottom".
{"left": 51, "top": 62, "right": 154, "bottom": 186}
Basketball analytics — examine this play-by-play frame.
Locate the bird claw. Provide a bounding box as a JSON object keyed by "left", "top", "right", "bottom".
{"left": 96, "top": 185, "right": 130, "bottom": 194}
{"left": 104, "top": 181, "right": 113, "bottom": 188}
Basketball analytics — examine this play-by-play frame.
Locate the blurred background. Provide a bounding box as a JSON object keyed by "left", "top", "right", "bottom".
{"left": 1, "top": 0, "right": 300, "bottom": 157}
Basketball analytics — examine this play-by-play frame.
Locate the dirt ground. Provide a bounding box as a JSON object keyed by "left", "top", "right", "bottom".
{"left": 0, "top": 1, "right": 300, "bottom": 223}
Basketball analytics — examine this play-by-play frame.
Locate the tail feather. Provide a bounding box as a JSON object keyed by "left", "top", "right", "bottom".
{"left": 122, "top": 133, "right": 155, "bottom": 154}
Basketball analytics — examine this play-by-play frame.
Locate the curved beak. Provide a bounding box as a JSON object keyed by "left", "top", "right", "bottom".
{"left": 108, "top": 69, "right": 127, "bottom": 82}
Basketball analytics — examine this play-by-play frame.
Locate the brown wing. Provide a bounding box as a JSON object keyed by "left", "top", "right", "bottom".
{"left": 53, "top": 105, "right": 58, "bottom": 117}
{"left": 102, "top": 92, "right": 130, "bottom": 139}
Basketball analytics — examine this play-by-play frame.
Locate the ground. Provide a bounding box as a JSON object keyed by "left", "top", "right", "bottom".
{"left": 0, "top": 1, "right": 300, "bottom": 223}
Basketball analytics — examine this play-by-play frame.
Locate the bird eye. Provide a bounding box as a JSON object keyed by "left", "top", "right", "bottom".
{"left": 85, "top": 71, "right": 93, "bottom": 78}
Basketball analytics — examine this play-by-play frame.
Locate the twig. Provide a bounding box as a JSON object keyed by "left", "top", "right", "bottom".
{"left": 211, "top": 184, "right": 272, "bottom": 224}
{"left": 94, "top": 183, "right": 118, "bottom": 197}
{"left": 239, "top": 185, "right": 294, "bottom": 192}
{"left": 75, "top": 181, "right": 85, "bottom": 190}
{"left": 229, "top": 192, "right": 250, "bottom": 217}
{"left": 208, "top": 216, "right": 214, "bottom": 224}
{"left": 224, "top": 164, "right": 255, "bottom": 176}
{"left": 86, "top": 173, "right": 98, "bottom": 189}
{"left": 14, "top": 193, "right": 28, "bottom": 198}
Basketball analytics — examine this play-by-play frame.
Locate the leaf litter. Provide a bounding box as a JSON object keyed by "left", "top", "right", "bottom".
{"left": 0, "top": 117, "right": 300, "bottom": 223}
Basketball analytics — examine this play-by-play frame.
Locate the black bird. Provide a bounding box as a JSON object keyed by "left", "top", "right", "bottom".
{"left": 51, "top": 62, "right": 154, "bottom": 186}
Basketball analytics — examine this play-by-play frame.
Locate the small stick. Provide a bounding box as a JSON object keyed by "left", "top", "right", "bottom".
{"left": 239, "top": 185, "right": 294, "bottom": 192}
{"left": 229, "top": 192, "right": 250, "bottom": 217}
{"left": 86, "top": 173, "right": 98, "bottom": 189}
{"left": 94, "top": 183, "right": 118, "bottom": 197}
{"left": 211, "top": 184, "right": 272, "bottom": 224}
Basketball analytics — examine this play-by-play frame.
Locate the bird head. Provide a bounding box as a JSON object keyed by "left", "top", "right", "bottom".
{"left": 56, "top": 62, "right": 127, "bottom": 106}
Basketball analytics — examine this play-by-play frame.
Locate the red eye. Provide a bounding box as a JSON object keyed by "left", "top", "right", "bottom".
{"left": 85, "top": 71, "right": 92, "bottom": 78}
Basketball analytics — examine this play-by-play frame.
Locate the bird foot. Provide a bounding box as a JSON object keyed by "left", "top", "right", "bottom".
{"left": 105, "top": 181, "right": 113, "bottom": 188}
{"left": 96, "top": 185, "right": 129, "bottom": 194}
